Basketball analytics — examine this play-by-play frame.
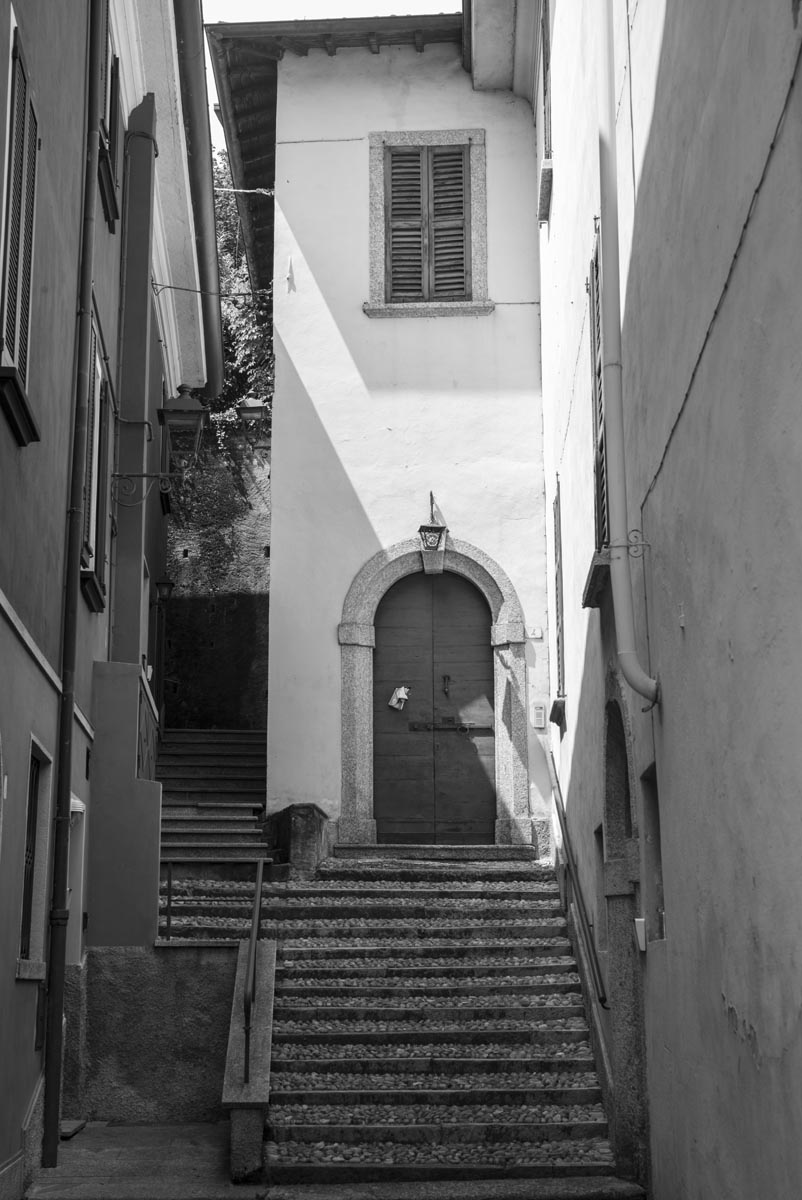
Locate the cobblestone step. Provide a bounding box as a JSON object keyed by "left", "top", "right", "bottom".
{"left": 268, "top": 1114, "right": 608, "bottom": 1143}
{"left": 264, "top": 1137, "right": 617, "bottom": 1182}
{"left": 271, "top": 1023, "right": 590, "bottom": 1044}
{"left": 278, "top": 938, "right": 573, "bottom": 957}
{"left": 269, "top": 1085, "right": 604, "bottom": 1105}
{"left": 276, "top": 956, "right": 578, "bottom": 973}
{"left": 272, "top": 998, "right": 586, "bottom": 1019}
{"left": 270, "top": 1043, "right": 596, "bottom": 1067}
{"left": 274, "top": 976, "right": 581, "bottom": 995}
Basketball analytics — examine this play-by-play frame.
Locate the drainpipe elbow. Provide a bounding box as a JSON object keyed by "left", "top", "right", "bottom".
{"left": 618, "top": 649, "right": 660, "bottom": 708}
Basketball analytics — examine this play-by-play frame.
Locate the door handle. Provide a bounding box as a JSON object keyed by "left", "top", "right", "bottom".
{"left": 443, "top": 674, "right": 450, "bottom": 697}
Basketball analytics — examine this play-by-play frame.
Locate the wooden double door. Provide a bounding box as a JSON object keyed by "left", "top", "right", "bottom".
{"left": 373, "top": 572, "right": 496, "bottom": 844}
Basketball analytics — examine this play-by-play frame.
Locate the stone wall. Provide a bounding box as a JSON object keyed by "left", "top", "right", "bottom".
{"left": 166, "top": 449, "right": 270, "bottom": 729}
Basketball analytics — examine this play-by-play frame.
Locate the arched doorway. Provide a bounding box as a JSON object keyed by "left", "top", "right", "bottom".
{"left": 373, "top": 572, "right": 495, "bottom": 844}
{"left": 338, "top": 536, "right": 534, "bottom": 848}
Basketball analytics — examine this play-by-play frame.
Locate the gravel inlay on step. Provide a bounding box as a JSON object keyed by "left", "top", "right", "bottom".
{"left": 264, "top": 1137, "right": 616, "bottom": 1166}
{"left": 270, "top": 1068, "right": 600, "bottom": 1092}
{"left": 279, "top": 971, "right": 580, "bottom": 987}
{"left": 271, "top": 1039, "right": 595, "bottom": 1061}
{"left": 277, "top": 992, "right": 583, "bottom": 1010}
{"left": 268, "top": 1102, "right": 607, "bottom": 1126}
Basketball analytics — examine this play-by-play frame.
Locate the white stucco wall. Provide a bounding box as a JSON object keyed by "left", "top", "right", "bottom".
{"left": 268, "top": 42, "right": 545, "bottom": 819}
{"left": 540, "top": 0, "right": 802, "bottom": 1194}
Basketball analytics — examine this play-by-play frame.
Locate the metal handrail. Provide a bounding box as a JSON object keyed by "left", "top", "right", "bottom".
{"left": 547, "top": 751, "right": 609, "bottom": 1009}
{"left": 243, "top": 858, "right": 266, "bottom": 1084}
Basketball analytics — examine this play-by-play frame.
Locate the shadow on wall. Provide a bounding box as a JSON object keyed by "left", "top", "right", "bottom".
{"left": 164, "top": 593, "right": 269, "bottom": 729}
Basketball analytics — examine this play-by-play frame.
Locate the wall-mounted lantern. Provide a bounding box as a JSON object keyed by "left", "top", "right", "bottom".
{"left": 113, "top": 385, "right": 207, "bottom": 512}
{"left": 418, "top": 492, "right": 447, "bottom": 574}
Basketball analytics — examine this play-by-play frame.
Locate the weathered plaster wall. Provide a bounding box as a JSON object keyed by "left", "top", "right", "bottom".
{"left": 541, "top": 0, "right": 802, "bottom": 1194}
{"left": 64, "top": 946, "right": 237, "bottom": 1122}
{"left": 269, "top": 42, "right": 546, "bottom": 820}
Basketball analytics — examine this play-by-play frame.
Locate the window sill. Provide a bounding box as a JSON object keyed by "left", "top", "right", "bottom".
{"left": 0, "top": 366, "right": 40, "bottom": 445}
{"left": 582, "top": 549, "right": 611, "bottom": 609}
{"left": 80, "top": 568, "right": 106, "bottom": 613}
{"left": 16, "top": 958, "right": 46, "bottom": 981}
{"left": 363, "top": 300, "right": 495, "bottom": 319}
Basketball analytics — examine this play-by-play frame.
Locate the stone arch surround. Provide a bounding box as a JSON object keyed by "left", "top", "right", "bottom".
{"left": 337, "top": 537, "right": 534, "bottom": 847}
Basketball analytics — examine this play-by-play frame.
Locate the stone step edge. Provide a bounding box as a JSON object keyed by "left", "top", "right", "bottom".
{"left": 270, "top": 1056, "right": 596, "bottom": 1071}
{"left": 272, "top": 1029, "right": 589, "bottom": 1046}
{"left": 274, "top": 982, "right": 580, "bottom": 996}
{"left": 271, "top": 1005, "right": 586, "bottom": 1020}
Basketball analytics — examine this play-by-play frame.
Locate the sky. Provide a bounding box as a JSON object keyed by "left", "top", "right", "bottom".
{"left": 202, "top": 0, "right": 460, "bottom": 147}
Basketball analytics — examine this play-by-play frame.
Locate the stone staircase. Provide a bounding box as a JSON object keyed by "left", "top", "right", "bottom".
{"left": 157, "top": 729, "right": 269, "bottom": 881}
{"left": 160, "top": 847, "right": 644, "bottom": 1194}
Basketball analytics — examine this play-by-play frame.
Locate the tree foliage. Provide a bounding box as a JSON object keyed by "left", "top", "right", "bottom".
{"left": 210, "top": 149, "right": 273, "bottom": 449}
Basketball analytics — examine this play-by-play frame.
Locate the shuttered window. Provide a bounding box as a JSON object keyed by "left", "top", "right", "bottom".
{"left": 2, "top": 30, "right": 38, "bottom": 388}
{"left": 588, "top": 234, "right": 609, "bottom": 551}
{"left": 553, "top": 477, "right": 565, "bottom": 698}
{"left": 19, "top": 751, "right": 40, "bottom": 960}
{"left": 385, "top": 144, "right": 471, "bottom": 303}
{"left": 80, "top": 327, "right": 111, "bottom": 611}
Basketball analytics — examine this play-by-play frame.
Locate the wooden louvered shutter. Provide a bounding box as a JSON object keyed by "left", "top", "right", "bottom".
{"left": 386, "top": 147, "right": 425, "bottom": 301}
{"left": 589, "top": 238, "right": 608, "bottom": 550}
{"left": 82, "top": 329, "right": 101, "bottom": 566}
{"left": 553, "top": 477, "right": 565, "bottom": 697}
{"left": 3, "top": 32, "right": 38, "bottom": 385}
{"left": 429, "top": 145, "right": 470, "bottom": 300}
{"left": 386, "top": 144, "right": 470, "bottom": 303}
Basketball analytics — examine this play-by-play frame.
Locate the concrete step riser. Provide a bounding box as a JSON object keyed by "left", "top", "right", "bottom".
{"left": 270, "top": 1055, "right": 596, "bottom": 1074}
{"left": 160, "top": 846, "right": 271, "bottom": 861}
{"left": 161, "top": 832, "right": 264, "bottom": 846}
{"left": 278, "top": 944, "right": 573, "bottom": 961}
{"left": 263, "top": 903, "right": 563, "bottom": 920}
{"left": 162, "top": 785, "right": 266, "bottom": 799}
{"left": 274, "top": 982, "right": 581, "bottom": 997}
{"left": 271, "top": 1029, "right": 589, "bottom": 1046}
{"left": 272, "top": 1005, "right": 586, "bottom": 1022}
{"left": 264, "top": 922, "right": 567, "bottom": 938}
{"left": 318, "top": 868, "right": 555, "bottom": 882}
{"left": 161, "top": 729, "right": 264, "bottom": 742}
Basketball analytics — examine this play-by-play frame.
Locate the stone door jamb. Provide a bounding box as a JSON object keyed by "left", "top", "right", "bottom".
{"left": 337, "top": 537, "right": 532, "bottom": 846}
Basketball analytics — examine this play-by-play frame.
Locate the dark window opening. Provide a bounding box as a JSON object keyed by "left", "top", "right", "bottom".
{"left": 19, "top": 751, "right": 41, "bottom": 959}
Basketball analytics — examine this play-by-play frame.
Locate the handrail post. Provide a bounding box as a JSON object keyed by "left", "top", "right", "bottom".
{"left": 166, "top": 861, "right": 172, "bottom": 942}
{"left": 243, "top": 858, "right": 265, "bottom": 1086}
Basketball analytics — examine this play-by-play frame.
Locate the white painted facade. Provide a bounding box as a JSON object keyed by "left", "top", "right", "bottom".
{"left": 268, "top": 41, "right": 548, "bottom": 829}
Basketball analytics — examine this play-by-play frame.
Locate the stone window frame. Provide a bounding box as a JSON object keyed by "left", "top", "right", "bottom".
{"left": 363, "top": 129, "right": 494, "bottom": 319}
{"left": 337, "top": 536, "right": 536, "bottom": 848}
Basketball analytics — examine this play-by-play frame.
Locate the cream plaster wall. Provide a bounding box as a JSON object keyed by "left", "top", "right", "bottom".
{"left": 268, "top": 42, "right": 545, "bottom": 820}
{"left": 540, "top": 0, "right": 802, "bottom": 1194}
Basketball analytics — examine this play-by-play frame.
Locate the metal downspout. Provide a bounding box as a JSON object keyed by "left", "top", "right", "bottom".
{"left": 597, "top": 0, "right": 659, "bottom": 706}
{"left": 42, "top": 0, "right": 103, "bottom": 1165}
{"left": 173, "top": 0, "right": 223, "bottom": 399}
